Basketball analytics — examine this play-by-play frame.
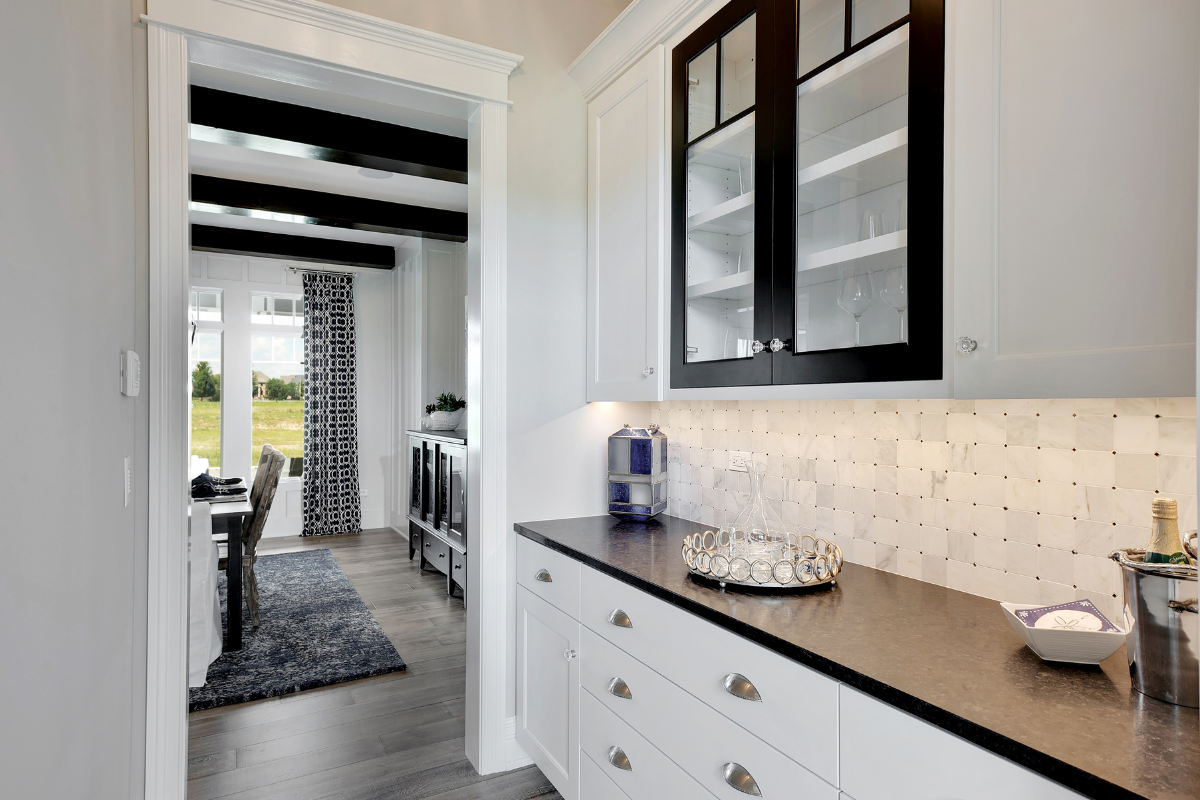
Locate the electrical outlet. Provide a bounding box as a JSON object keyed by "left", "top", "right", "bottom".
{"left": 728, "top": 451, "right": 751, "bottom": 472}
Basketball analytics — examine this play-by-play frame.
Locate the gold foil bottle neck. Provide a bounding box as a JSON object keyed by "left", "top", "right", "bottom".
{"left": 1152, "top": 497, "right": 1178, "bottom": 519}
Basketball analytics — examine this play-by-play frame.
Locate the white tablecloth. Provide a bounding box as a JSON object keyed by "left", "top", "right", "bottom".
{"left": 188, "top": 501, "right": 223, "bottom": 687}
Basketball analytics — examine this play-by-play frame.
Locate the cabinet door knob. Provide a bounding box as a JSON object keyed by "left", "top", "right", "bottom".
{"left": 722, "top": 762, "right": 762, "bottom": 796}
{"left": 563, "top": 648, "right": 577, "bottom": 661}
{"left": 768, "top": 338, "right": 790, "bottom": 353}
{"left": 607, "top": 608, "right": 633, "bottom": 628}
{"left": 535, "top": 569, "right": 552, "bottom": 583}
{"left": 607, "top": 677, "right": 633, "bottom": 700}
{"left": 642, "top": 365, "right": 655, "bottom": 376}
{"left": 722, "top": 672, "right": 762, "bottom": 702}
{"left": 955, "top": 336, "right": 978, "bottom": 354}
{"left": 750, "top": 340, "right": 765, "bottom": 354}
{"left": 607, "top": 746, "right": 632, "bottom": 772}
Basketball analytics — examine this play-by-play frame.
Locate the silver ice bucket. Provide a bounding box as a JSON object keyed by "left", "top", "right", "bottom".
{"left": 1111, "top": 548, "right": 1198, "bottom": 708}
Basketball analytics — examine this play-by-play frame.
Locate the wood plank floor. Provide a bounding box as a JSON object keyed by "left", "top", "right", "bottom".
{"left": 188, "top": 528, "right": 559, "bottom": 800}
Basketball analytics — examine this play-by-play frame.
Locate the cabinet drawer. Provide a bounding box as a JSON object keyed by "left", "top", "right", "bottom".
{"left": 580, "top": 689, "right": 713, "bottom": 800}
{"left": 516, "top": 536, "right": 581, "bottom": 618}
{"left": 840, "top": 686, "right": 1084, "bottom": 800}
{"left": 580, "top": 627, "right": 837, "bottom": 800}
{"left": 581, "top": 750, "right": 634, "bottom": 800}
{"left": 421, "top": 529, "right": 450, "bottom": 577}
{"left": 580, "top": 565, "right": 839, "bottom": 785}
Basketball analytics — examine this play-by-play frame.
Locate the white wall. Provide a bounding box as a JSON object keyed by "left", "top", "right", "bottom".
{"left": 189, "top": 252, "right": 394, "bottom": 534}
{"left": 0, "top": 1, "right": 148, "bottom": 796}
{"left": 323, "top": 0, "right": 647, "bottom": 717}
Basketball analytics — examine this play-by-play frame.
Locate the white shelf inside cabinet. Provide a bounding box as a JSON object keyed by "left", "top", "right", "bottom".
{"left": 797, "top": 27, "right": 909, "bottom": 139}
{"left": 687, "top": 270, "right": 753, "bottom": 302}
{"left": 798, "top": 229, "right": 907, "bottom": 273}
{"left": 687, "top": 191, "right": 754, "bottom": 235}
{"left": 688, "top": 112, "right": 755, "bottom": 169}
{"left": 796, "top": 127, "right": 908, "bottom": 211}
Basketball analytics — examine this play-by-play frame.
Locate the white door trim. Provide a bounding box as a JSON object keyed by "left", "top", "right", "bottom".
{"left": 146, "top": 23, "right": 191, "bottom": 800}
{"left": 145, "top": 3, "right": 521, "bottom": 795}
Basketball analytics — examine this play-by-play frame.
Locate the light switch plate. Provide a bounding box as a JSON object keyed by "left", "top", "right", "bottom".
{"left": 728, "top": 451, "right": 751, "bottom": 472}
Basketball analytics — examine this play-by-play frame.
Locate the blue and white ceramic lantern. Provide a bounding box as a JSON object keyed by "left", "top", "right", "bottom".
{"left": 607, "top": 423, "right": 668, "bottom": 521}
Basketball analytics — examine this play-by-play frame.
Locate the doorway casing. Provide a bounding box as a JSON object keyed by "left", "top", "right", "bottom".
{"left": 144, "top": 1, "right": 522, "bottom": 796}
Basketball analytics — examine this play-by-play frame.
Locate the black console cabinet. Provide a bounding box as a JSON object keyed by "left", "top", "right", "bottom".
{"left": 407, "top": 429, "right": 467, "bottom": 605}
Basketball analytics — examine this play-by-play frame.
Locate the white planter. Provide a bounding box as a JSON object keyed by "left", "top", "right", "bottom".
{"left": 425, "top": 408, "right": 465, "bottom": 431}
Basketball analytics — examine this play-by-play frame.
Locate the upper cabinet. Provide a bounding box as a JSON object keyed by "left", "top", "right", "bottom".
{"left": 952, "top": 0, "right": 1198, "bottom": 399}
{"left": 578, "top": 0, "right": 1196, "bottom": 400}
{"left": 672, "top": 0, "right": 943, "bottom": 388}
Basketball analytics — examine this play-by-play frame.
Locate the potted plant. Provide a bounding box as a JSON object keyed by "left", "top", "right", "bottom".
{"left": 424, "top": 392, "right": 466, "bottom": 431}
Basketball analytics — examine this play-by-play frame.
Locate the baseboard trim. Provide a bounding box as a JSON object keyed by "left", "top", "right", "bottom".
{"left": 504, "top": 715, "right": 533, "bottom": 770}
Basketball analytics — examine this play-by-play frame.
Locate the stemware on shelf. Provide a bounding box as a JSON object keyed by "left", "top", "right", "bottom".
{"left": 879, "top": 265, "right": 908, "bottom": 343}
{"left": 837, "top": 270, "right": 875, "bottom": 346}
{"left": 859, "top": 208, "right": 886, "bottom": 240}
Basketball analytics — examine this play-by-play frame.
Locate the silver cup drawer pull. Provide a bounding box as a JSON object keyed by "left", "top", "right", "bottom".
{"left": 608, "top": 608, "right": 633, "bottom": 628}
{"left": 722, "top": 672, "right": 762, "bottom": 702}
{"left": 607, "top": 746, "right": 632, "bottom": 771}
{"left": 722, "top": 762, "right": 762, "bottom": 796}
{"left": 535, "top": 569, "right": 553, "bottom": 583}
{"left": 607, "top": 677, "right": 633, "bottom": 700}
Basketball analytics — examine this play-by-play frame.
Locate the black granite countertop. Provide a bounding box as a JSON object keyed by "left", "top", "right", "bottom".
{"left": 514, "top": 514, "right": 1199, "bottom": 800}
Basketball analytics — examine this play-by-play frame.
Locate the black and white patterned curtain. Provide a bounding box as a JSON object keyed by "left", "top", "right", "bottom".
{"left": 301, "top": 272, "right": 362, "bottom": 536}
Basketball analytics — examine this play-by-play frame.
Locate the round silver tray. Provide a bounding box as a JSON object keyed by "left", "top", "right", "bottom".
{"left": 682, "top": 530, "right": 843, "bottom": 590}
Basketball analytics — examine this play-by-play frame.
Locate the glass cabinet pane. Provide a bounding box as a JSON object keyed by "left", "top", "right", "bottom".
{"left": 687, "top": 44, "right": 718, "bottom": 141}
{"left": 794, "top": 26, "right": 909, "bottom": 352}
{"left": 852, "top": 0, "right": 909, "bottom": 45}
{"left": 720, "top": 15, "right": 756, "bottom": 122}
{"left": 798, "top": 0, "right": 845, "bottom": 77}
{"left": 685, "top": 113, "right": 756, "bottom": 362}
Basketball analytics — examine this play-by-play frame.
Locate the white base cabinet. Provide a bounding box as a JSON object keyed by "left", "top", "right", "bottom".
{"left": 516, "top": 537, "right": 1085, "bottom": 800}
{"left": 516, "top": 585, "right": 580, "bottom": 800}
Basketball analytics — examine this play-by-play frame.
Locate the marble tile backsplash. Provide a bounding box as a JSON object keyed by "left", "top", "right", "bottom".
{"left": 649, "top": 398, "right": 1197, "bottom": 620}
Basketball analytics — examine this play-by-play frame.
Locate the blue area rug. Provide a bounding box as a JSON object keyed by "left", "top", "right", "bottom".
{"left": 188, "top": 549, "right": 406, "bottom": 712}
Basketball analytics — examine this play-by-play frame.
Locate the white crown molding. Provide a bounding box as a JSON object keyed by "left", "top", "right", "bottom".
{"left": 145, "top": 0, "right": 522, "bottom": 104}
{"left": 567, "top": 0, "right": 718, "bottom": 102}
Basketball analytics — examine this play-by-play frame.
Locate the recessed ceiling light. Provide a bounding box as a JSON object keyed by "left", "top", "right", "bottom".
{"left": 357, "top": 167, "right": 394, "bottom": 179}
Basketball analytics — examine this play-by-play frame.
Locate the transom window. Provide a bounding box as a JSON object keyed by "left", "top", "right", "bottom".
{"left": 252, "top": 293, "right": 304, "bottom": 326}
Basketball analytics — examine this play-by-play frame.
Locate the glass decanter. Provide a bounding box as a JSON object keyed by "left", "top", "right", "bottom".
{"left": 727, "top": 461, "right": 789, "bottom": 576}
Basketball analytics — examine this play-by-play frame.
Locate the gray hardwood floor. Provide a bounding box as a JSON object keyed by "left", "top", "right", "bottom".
{"left": 188, "top": 528, "right": 558, "bottom": 800}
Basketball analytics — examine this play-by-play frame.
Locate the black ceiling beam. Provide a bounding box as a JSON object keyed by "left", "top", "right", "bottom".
{"left": 191, "top": 174, "right": 467, "bottom": 243}
{"left": 191, "top": 225, "right": 396, "bottom": 269}
{"left": 190, "top": 85, "right": 467, "bottom": 184}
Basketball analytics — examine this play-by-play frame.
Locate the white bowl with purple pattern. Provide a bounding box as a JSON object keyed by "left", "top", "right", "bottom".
{"left": 1001, "top": 600, "right": 1129, "bottom": 665}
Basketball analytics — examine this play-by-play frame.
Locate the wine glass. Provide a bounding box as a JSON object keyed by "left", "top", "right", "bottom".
{"left": 837, "top": 270, "right": 875, "bottom": 347}
{"left": 859, "top": 208, "right": 885, "bottom": 240}
{"left": 879, "top": 265, "right": 908, "bottom": 342}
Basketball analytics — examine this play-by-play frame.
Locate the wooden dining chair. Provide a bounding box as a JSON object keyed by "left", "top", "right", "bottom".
{"left": 219, "top": 444, "right": 287, "bottom": 627}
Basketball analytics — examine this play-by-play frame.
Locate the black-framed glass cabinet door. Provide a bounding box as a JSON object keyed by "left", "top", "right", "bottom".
{"left": 670, "top": 0, "right": 944, "bottom": 388}
{"left": 671, "top": 0, "right": 776, "bottom": 388}
{"left": 773, "top": 0, "right": 943, "bottom": 385}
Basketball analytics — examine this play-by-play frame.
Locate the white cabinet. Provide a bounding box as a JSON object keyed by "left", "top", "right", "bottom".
{"left": 586, "top": 45, "right": 665, "bottom": 402}
{"left": 516, "top": 585, "right": 580, "bottom": 800}
{"left": 840, "top": 686, "right": 1084, "bottom": 800}
{"left": 952, "top": 0, "right": 1198, "bottom": 398}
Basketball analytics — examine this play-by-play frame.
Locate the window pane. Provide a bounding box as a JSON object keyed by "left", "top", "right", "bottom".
{"left": 253, "top": 334, "right": 304, "bottom": 471}
{"left": 852, "top": 0, "right": 908, "bottom": 46}
{"left": 795, "top": 26, "right": 909, "bottom": 353}
{"left": 799, "top": 0, "right": 845, "bottom": 77}
{"left": 251, "top": 295, "right": 271, "bottom": 322}
{"left": 189, "top": 330, "right": 222, "bottom": 476}
{"left": 273, "top": 297, "right": 293, "bottom": 325}
{"left": 687, "top": 43, "right": 718, "bottom": 141}
{"left": 198, "top": 291, "right": 222, "bottom": 322}
{"left": 189, "top": 291, "right": 198, "bottom": 317}
{"left": 720, "top": 14, "right": 756, "bottom": 122}
{"left": 251, "top": 334, "right": 273, "bottom": 362}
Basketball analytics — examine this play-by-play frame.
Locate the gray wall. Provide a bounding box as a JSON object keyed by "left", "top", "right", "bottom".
{"left": 0, "top": 2, "right": 148, "bottom": 797}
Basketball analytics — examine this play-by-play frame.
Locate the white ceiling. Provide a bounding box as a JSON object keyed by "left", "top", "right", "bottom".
{"left": 189, "top": 138, "right": 467, "bottom": 212}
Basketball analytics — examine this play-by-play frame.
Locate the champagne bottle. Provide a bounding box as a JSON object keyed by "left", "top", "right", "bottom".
{"left": 1146, "top": 498, "right": 1191, "bottom": 565}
